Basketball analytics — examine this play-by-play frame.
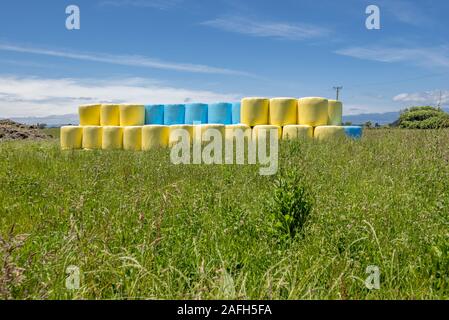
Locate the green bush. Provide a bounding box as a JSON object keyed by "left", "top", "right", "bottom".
{"left": 268, "top": 168, "right": 313, "bottom": 241}
{"left": 398, "top": 106, "right": 449, "bottom": 129}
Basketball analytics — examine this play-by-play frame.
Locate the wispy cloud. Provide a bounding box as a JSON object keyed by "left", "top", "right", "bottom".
{"left": 99, "top": 0, "right": 182, "bottom": 10}
{"left": 393, "top": 90, "right": 449, "bottom": 105}
{"left": 201, "top": 16, "right": 330, "bottom": 41}
{"left": 0, "top": 75, "right": 241, "bottom": 117}
{"left": 379, "top": 0, "right": 433, "bottom": 26}
{"left": 335, "top": 45, "right": 449, "bottom": 69}
{"left": 0, "top": 43, "right": 252, "bottom": 76}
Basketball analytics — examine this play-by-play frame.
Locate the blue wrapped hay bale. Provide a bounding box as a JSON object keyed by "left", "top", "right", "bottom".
{"left": 185, "top": 103, "right": 208, "bottom": 124}
{"left": 164, "top": 104, "right": 185, "bottom": 125}
{"left": 145, "top": 104, "right": 164, "bottom": 125}
{"left": 232, "top": 102, "right": 241, "bottom": 124}
{"left": 344, "top": 126, "right": 363, "bottom": 139}
{"left": 208, "top": 102, "right": 232, "bottom": 125}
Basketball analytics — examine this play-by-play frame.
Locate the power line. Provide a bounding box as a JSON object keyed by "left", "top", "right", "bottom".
{"left": 333, "top": 86, "right": 343, "bottom": 100}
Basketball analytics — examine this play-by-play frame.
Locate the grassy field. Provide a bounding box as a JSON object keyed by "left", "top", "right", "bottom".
{"left": 0, "top": 129, "right": 448, "bottom": 299}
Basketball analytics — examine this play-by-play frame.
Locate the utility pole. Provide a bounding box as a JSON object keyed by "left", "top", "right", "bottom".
{"left": 333, "top": 86, "right": 343, "bottom": 100}
{"left": 437, "top": 90, "right": 442, "bottom": 108}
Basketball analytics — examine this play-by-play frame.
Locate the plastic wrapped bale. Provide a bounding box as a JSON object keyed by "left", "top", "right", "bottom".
{"left": 102, "top": 126, "right": 123, "bottom": 150}
{"left": 282, "top": 125, "right": 313, "bottom": 140}
{"left": 328, "top": 100, "right": 343, "bottom": 126}
{"left": 79, "top": 104, "right": 101, "bottom": 126}
{"left": 297, "top": 97, "right": 329, "bottom": 126}
{"left": 225, "top": 124, "right": 251, "bottom": 141}
{"left": 185, "top": 103, "right": 208, "bottom": 124}
{"left": 269, "top": 98, "right": 297, "bottom": 126}
{"left": 344, "top": 126, "right": 363, "bottom": 139}
{"left": 82, "top": 126, "right": 103, "bottom": 150}
{"left": 241, "top": 98, "right": 269, "bottom": 126}
{"left": 164, "top": 104, "right": 185, "bottom": 125}
{"left": 208, "top": 103, "right": 232, "bottom": 125}
{"left": 120, "top": 104, "right": 145, "bottom": 126}
{"left": 169, "top": 125, "right": 193, "bottom": 146}
{"left": 232, "top": 102, "right": 241, "bottom": 124}
{"left": 60, "top": 126, "right": 83, "bottom": 150}
{"left": 193, "top": 124, "right": 225, "bottom": 145}
{"left": 252, "top": 125, "right": 282, "bottom": 140}
{"left": 314, "top": 126, "right": 346, "bottom": 141}
{"left": 100, "top": 104, "right": 120, "bottom": 126}
{"left": 123, "top": 126, "right": 143, "bottom": 151}
{"left": 145, "top": 104, "right": 164, "bottom": 125}
{"left": 142, "top": 125, "right": 169, "bottom": 150}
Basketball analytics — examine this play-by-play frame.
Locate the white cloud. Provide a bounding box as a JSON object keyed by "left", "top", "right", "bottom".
{"left": 335, "top": 45, "right": 449, "bottom": 69}
{"left": 201, "top": 16, "right": 330, "bottom": 40}
{"left": 0, "top": 75, "right": 241, "bottom": 117}
{"left": 393, "top": 90, "right": 449, "bottom": 105}
{"left": 0, "top": 43, "right": 251, "bottom": 76}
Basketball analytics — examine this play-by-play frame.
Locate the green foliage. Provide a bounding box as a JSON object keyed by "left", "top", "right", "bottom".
{"left": 398, "top": 106, "right": 449, "bottom": 129}
{"left": 1, "top": 129, "right": 449, "bottom": 299}
{"left": 268, "top": 169, "right": 312, "bottom": 241}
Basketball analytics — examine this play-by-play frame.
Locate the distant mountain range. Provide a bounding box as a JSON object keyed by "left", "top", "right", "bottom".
{"left": 4, "top": 108, "right": 449, "bottom": 127}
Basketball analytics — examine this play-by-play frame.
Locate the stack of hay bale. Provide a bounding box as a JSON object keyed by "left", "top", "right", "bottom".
{"left": 60, "top": 98, "right": 362, "bottom": 150}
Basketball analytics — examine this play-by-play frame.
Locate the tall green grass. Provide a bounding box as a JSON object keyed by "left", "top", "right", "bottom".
{"left": 0, "top": 129, "right": 448, "bottom": 299}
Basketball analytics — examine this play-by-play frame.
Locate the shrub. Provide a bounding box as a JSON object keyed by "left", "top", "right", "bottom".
{"left": 398, "top": 106, "right": 449, "bottom": 129}
{"left": 268, "top": 168, "right": 313, "bottom": 241}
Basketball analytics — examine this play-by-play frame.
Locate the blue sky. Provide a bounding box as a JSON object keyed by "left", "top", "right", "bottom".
{"left": 1, "top": 0, "right": 449, "bottom": 117}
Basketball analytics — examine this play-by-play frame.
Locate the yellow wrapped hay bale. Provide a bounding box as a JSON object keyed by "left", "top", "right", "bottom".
{"left": 252, "top": 125, "right": 282, "bottom": 140}
{"left": 123, "top": 126, "right": 142, "bottom": 151}
{"left": 225, "top": 124, "right": 251, "bottom": 141}
{"left": 102, "top": 126, "right": 123, "bottom": 150}
{"left": 193, "top": 124, "right": 225, "bottom": 145}
{"left": 100, "top": 104, "right": 120, "bottom": 126}
{"left": 282, "top": 125, "right": 313, "bottom": 140}
{"left": 241, "top": 98, "right": 269, "bottom": 126}
{"left": 142, "top": 125, "right": 169, "bottom": 150}
{"left": 169, "top": 125, "right": 193, "bottom": 146}
{"left": 60, "top": 126, "right": 83, "bottom": 150}
{"left": 120, "top": 104, "right": 145, "bottom": 126}
{"left": 79, "top": 104, "right": 101, "bottom": 126}
{"left": 314, "top": 126, "right": 346, "bottom": 141}
{"left": 82, "top": 126, "right": 103, "bottom": 150}
{"left": 269, "top": 98, "right": 297, "bottom": 126}
{"left": 297, "top": 97, "right": 328, "bottom": 126}
{"left": 328, "top": 100, "right": 343, "bottom": 126}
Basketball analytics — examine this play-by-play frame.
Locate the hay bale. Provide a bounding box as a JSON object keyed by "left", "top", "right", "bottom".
{"left": 344, "top": 126, "right": 363, "bottom": 139}
{"left": 225, "top": 124, "right": 251, "bottom": 141}
{"left": 100, "top": 104, "right": 120, "bottom": 126}
{"left": 123, "top": 126, "right": 142, "bottom": 151}
{"left": 193, "top": 124, "right": 225, "bottom": 145}
{"left": 164, "top": 104, "right": 185, "bottom": 125}
{"left": 142, "top": 125, "right": 169, "bottom": 150}
{"left": 120, "top": 105, "right": 145, "bottom": 126}
{"left": 282, "top": 125, "right": 313, "bottom": 140}
{"left": 60, "top": 126, "right": 83, "bottom": 150}
{"left": 185, "top": 103, "right": 208, "bottom": 124}
{"left": 269, "top": 98, "right": 297, "bottom": 126}
{"left": 298, "top": 97, "right": 328, "bottom": 126}
{"left": 102, "top": 126, "right": 123, "bottom": 150}
{"left": 82, "top": 126, "right": 102, "bottom": 150}
{"left": 328, "top": 100, "right": 343, "bottom": 126}
{"left": 252, "top": 125, "right": 282, "bottom": 140}
{"left": 208, "top": 103, "right": 232, "bottom": 125}
{"left": 232, "top": 102, "right": 241, "bottom": 124}
{"left": 241, "top": 98, "right": 269, "bottom": 126}
{"left": 169, "top": 125, "right": 193, "bottom": 146}
{"left": 79, "top": 104, "right": 101, "bottom": 126}
{"left": 314, "top": 126, "right": 345, "bottom": 141}
{"left": 145, "top": 104, "right": 164, "bottom": 125}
